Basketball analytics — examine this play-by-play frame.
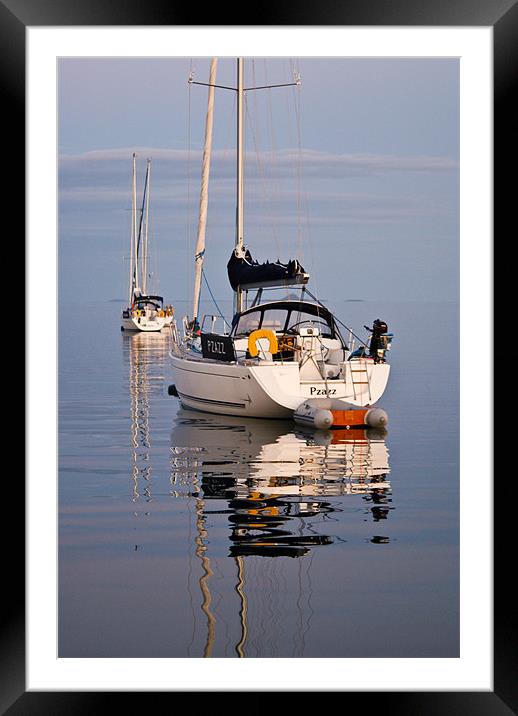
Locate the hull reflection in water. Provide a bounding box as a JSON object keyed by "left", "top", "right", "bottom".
{"left": 170, "top": 410, "right": 391, "bottom": 558}
{"left": 124, "top": 330, "right": 170, "bottom": 502}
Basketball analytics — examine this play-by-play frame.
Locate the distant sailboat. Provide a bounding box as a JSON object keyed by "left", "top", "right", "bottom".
{"left": 121, "top": 154, "right": 173, "bottom": 332}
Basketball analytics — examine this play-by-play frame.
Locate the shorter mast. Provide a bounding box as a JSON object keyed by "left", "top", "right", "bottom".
{"left": 192, "top": 58, "right": 218, "bottom": 324}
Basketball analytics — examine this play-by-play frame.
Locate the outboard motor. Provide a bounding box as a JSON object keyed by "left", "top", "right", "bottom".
{"left": 365, "top": 319, "right": 393, "bottom": 363}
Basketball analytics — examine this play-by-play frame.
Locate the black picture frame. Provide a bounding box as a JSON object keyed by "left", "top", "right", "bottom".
{"left": 10, "top": 0, "right": 504, "bottom": 712}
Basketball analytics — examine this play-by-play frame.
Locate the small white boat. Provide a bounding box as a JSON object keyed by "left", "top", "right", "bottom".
{"left": 121, "top": 293, "right": 173, "bottom": 332}
{"left": 121, "top": 153, "right": 174, "bottom": 332}
{"left": 169, "top": 59, "right": 394, "bottom": 428}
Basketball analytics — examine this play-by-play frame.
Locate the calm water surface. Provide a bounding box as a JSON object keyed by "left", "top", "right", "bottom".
{"left": 59, "top": 299, "right": 459, "bottom": 657}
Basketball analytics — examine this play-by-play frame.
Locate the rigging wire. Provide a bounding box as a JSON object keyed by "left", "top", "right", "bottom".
{"left": 291, "top": 57, "right": 303, "bottom": 262}
{"left": 289, "top": 57, "right": 327, "bottom": 322}
{"left": 247, "top": 60, "right": 280, "bottom": 260}
{"left": 303, "top": 286, "right": 369, "bottom": 348}
{"left": 264, "top": 59, "right": 283, "bottom": 262}
{"left": 255, "top": 61, "right": 281, "bottom": 259}
{"left": 201, "top": 269, "right": 231, "bottom": 329}
{"left": 142, "top": 159, "right": 158, "bottom": 295}
{"left": 211, "top": 81, "right": 236, "bottom": 241}
{"left": 244, "top": 97, "right": 279, "bottom": 260}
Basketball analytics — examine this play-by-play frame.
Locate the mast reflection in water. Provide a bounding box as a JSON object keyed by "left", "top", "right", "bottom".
{"left": 124, "top": 330, "right": 170, "bottom": 503}
{"left": 170, "top": 410, "right": 392, "bottom": 656}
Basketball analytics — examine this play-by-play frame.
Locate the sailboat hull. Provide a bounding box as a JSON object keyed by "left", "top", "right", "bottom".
{"left": 121, "top": 315, "right": 168, "bottom": 332}
{"left": 170, "top": 354, "right": 390, "bottom": 419}
{"left": 171, "top": 354, "right": 294, "bottom": 417}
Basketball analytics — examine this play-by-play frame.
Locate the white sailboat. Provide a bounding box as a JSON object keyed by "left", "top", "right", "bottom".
{"left": 169, "top": 59, "right": 394, "bottom": 429}
{"left": 121, "top": 153, "right": 174, "bottom": 332}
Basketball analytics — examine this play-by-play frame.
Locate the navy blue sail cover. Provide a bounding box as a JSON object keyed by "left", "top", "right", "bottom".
{"left": 227, "top": 248, "right": 308, "bottom": 291}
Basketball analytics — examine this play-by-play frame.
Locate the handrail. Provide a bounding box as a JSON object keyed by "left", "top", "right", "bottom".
{"left": 200, "top": 314, "right": 230, "bottom": 336}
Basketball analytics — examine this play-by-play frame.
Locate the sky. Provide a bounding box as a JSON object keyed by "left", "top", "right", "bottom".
{"left": 58, "top": 57, "right": 459, "bottom": 307}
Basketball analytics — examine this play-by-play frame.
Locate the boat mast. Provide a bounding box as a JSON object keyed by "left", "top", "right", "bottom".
{"left": 187, "top": 58, "right": 300, "bottom": 318}
{"left": 129, "top": 154, "right": 136, "bottom": 305}
{"left": 192, "top": 58, "right": 218, "bottom": 324}
{"left": 143, "top": 158, "right": 151, "bottom": 295}
{"left": 235, "top": 57, "right": 245, "bottom": 315}
{"left": 135, "top": 159, "right": 149, "bottom": 295}
{"left": 132, "top": 152, "right": 139, "bottom": 296}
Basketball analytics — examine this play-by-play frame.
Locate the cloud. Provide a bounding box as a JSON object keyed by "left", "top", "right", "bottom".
{"left": 59, "top": 145, "right": 458, "bottom": 184}
{"left": 58, "top": 146, "right": 458, "bottom": 238}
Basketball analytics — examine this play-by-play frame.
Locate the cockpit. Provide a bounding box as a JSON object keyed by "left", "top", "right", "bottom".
{"left": 227, "top": 300, "right": 350, "bottom": 375}
{"left": 133, "top": 294, "right": 164, "bottom": 311}
{"left": 231, "top": 301, "right": 340, "bottom": 341}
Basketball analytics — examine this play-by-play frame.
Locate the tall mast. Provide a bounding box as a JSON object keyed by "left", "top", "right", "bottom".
{"left": 187, "top": 57, "right": 300, "bottom": 318}
{"left": 129, "top": 154, "right": 135, "bottom": 305}
{"left": 132, "top": 152, "right": 139, "bottom": 294}
{"left": 135, "top": 158, "right": 149, "bottom": 294}
{"left": 143, "top": 159, "right": 151, "bottom": 295}
{"left": 235, "top": 57, "right": 245, "bottom": 315}
{"left": 192, "top": 58, "right": 218, "bottom": 323}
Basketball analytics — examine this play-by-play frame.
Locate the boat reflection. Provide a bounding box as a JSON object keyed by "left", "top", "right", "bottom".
{"left": 170, "top": 410, "right": 392, "bottom": 656}
{"left": 170, "top": 410, "right": 391, "bottom": 557}
{"left": 123, "top": 330, "right": 170, "bottom": 502}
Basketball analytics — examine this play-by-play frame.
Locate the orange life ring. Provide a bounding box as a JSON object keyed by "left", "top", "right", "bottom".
{"left": 248, "top": 329, "right": 278, "bottom": 358}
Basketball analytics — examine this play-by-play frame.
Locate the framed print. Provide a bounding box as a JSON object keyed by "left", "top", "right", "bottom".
{"left": 9, "top": 0, "right": 507, "bottom": 711}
